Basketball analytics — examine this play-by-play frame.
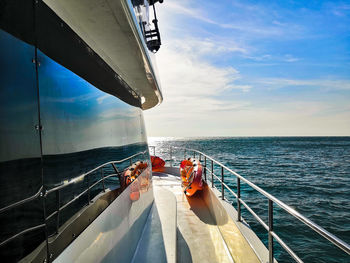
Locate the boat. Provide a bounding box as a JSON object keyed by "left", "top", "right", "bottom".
{"left": 1, "top": 0, "right": 350, "bottom": 262}
{"left": 0, "top": 0, "right": 162, "bottom": 261}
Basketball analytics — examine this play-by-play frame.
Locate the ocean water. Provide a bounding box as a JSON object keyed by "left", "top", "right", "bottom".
{"left": 148, "top": 137, "right": 350, "bottom": 263}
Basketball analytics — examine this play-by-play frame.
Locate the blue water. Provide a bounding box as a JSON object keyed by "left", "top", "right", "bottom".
{"left": 149, "top": 137, "right": 350, "bottom": 263}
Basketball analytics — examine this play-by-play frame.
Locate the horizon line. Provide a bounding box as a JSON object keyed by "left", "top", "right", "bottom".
{"left": 148, "top": 135, "right": 350, "bottom": 138}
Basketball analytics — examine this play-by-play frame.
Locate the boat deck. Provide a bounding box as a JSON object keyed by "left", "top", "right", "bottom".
{"left": 145, "top": 169, "right": 261, "bottom": 263}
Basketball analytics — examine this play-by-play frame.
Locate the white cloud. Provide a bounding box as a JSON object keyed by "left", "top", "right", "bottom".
{"left": 158, "top": 47, "right": 247, "bottom": 95}
{"left": 144, "top": 1, "right": 256, "bottom": 136}
{"left": 97, "top": 94, "right": 110, "bottom": 104}
{"left": 243, "top": 54, "right": 272, "bottom": 61}
{"left": 143, "top": 0, "right": 350, "bottom": 136}
{"left": 330, "top": 3, "right": 350, "bottom": 17}
{"left": 283, "top": 54, "right": 300, "bottom": 62}
{"left": 243, "top": 54, "right": 301, "bottom": 63}
{"left": 168, "top": 38, "right": 248, "bottom": 56}
{"left": 258, "top": 78, "right": 350, "bottom": 90}
{"left": 162, "top": 0, "right": 306, "bottom": 39}
{"left": 144, "top": 35, "right": 253, "bottom": 136}
{"left": 146, "top": 97, "right": 350, "bottom": 137}
{"left": 219, "top": 22, "right": 284, "bottom": 37}
{"left": 162, "top": 1, "right": 217, "bottom": 25}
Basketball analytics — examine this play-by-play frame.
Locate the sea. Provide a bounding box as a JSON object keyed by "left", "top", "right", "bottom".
{"left": 148, "top": 136, "right": 350, "bottom": 263}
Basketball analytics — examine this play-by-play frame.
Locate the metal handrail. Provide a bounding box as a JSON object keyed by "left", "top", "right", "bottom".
{"left": 45, "top": 151, "right": 147, "bottom": 234}
{"left": 0, "top": 151, "right": 147, "bottom": 250}
{"left": 0, "top": 185, "right": 43, "bottom": 214}
{"left": 0, "top": 223, "right": 46, "bottom": 247}
{"left": 152, "top": 145, "right": 350, "bottom": 262}
{"left": 45, "top": 173, "right": 120, "bottom": 222}
{"left": 46, "top": 151, "right": 147, "bottom": 195}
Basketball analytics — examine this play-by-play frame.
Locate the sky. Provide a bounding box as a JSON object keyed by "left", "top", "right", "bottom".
{"left": 143, "top": 0, "right": 350, "bottom": 137}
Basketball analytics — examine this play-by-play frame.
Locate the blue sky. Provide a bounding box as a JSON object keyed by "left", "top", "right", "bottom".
{"left": 144, "top": 0, "right": 350, "bottom": 136}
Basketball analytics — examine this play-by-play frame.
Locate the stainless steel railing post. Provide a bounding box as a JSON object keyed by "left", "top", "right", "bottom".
{"left": 56, "top": 190, "right": 60, "bottom": 234}
{"left": 42, "top": 192, "right": 50, "bottom": 262}
{"left": 237, "top": 177, "right": 241, "bottom": 222}
{"left": 204, "top": 156, "right": 207, "bottom": 182}
{"left": 221, "top": 166, "right": 224, "bottom": 200}
{"left": 269, "top": 199, "right": 274, "bottom": 263}
{"left": 101, "top": 167, "right": 105, "bottom": 192}
{"left": 87, "top": 174, "right": 91, "bottom": 204}
{"left": 211, "top": 160, "right": 214, "bottom": 188}
{"left": 184, "top": 149, "right": 186, "bottom": 159}
{"left": 111, "top": 163, "right": 121, "bottom": 187}
{"left": 170, "top": 146, "right": 172, "bottom": 167}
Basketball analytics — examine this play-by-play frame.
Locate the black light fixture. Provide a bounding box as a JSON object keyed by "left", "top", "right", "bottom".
{"left": 148, "top": 0, "right": 164, "bottom": 5}
{"left": 143, "top": 0, "right": 163, "bottom": 53}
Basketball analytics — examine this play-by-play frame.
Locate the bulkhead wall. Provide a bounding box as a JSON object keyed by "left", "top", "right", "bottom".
{"left": 0, "top": 3, "right": 152, "bottom": 261}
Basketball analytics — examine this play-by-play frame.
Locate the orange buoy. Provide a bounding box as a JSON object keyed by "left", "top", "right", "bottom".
{"left": 129, "top": 180, "right": 140, "bottom": 201}
{"left": 151, "top": 156, "right": 165, "bottom": 171}
{"left": 180, "top": 158, "right": 203, "bottom": 196}
{"left": 122, "top": 161, "right": 148, "bottom": 189}
{"left": 122, "top": 161, "right": 148, "bottom": 201}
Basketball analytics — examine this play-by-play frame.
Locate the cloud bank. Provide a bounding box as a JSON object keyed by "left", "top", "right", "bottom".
{"left": 144, "top": 0, "right": 350, "bottom": 136}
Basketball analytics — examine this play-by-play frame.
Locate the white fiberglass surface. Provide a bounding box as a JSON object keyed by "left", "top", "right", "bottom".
{"left": 54, "top": 171, "right": 153, "bottom": 263}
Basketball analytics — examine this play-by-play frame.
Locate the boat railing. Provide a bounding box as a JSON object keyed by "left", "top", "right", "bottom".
{"left": 0, "top": 151, "right": 147, "bottom": 251}
{"left": 149, "top": 145, "right": 350, "bottom": 263}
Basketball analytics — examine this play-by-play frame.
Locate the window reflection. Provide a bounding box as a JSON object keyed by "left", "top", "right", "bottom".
{"left": 0, "top": 30, "right": 151, "bottom": 261}
{"left": 0, "top": 30, "right": 43, "bottom": 261}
